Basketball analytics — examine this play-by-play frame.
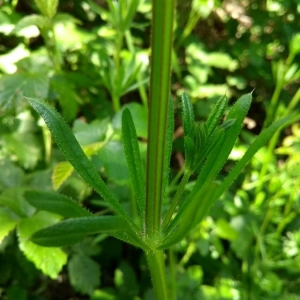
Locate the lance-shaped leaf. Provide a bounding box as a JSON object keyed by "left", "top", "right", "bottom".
{"left": 24, "top": 190, "right": 92, "bottom": 218}
{"left": 211, "top": 115, "right": 298, "bottom": 202}
{"left": 205, "top": 94, "right": 228, "bottom": 136}
{"left": 181, "top": 92, "right": 194, "bottom": 136}
{"left": 27, "top": 97, "right": 137, "bottom": 231}
{"left": 31, "top": 216, "right": 129, "bottom": 247}
{"left": 122, "top": 108, "right": 145, "bottom": 220}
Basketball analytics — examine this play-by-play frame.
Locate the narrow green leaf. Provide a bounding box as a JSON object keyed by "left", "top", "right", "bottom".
{"left": 181, "top": 92, "right": 194, "bottom": 136}
{"left": 183, "top": 136, "right": 195, "bottom": 172}
{"left": 31, "top": 216, "right": 129, "bottom": 247}
{"left": 162, "top": 115, "right": 296, "bottom": 249}
{"left": 167, "top": 94, "right": 251, "bottom": 232}
{"left": 211, "top": 116, "right": 295, "bottom": 202}
{"left": 26, "top": 97, "right": 137, "bottom": 231}
{"left": 123, "top": 0, "right": 140, "bottom": 31}
{"left": 196, "top": 93, "right": 252, "bottom": 183}
{"left": 122, "top": 108, "right": 146, "bottom": 219}
{"left": 24, "top": 190, "right": 92, "bottom": 218}
{"left": 205, "top": 94, "right": 228, "bottom": 136}
{"left": 160, "top": 182, "right": 217, "bottom": 249}
{"left": 162, "top": 95, "right": 175, "bottom": 196}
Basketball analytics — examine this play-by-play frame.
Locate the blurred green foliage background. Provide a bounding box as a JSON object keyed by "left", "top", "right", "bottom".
{"left": 0, "top": 0, "right": 299, "bottom": 299}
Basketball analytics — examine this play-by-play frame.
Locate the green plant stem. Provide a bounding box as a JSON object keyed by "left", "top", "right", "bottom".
{"left": 145, "top": 0, "right": 175, "bottom": 240}
{"left": 169, "top": 248, "right": 177, "bottom": 300}
{"left": 146, "top": 250, "right": 169, "bottom": 300}
{"left": 263, "top": 79, "right": 284, "bottom": 128}
{"left": 287, "top": 87, "right": 300, "bottom": 112}
{"left": 162, "top": 171, "right": 190, "bottom": 230}
{"left": 112, "top": 33, "right": 124, "bottom": 111}
{"left": 253, "top": 131, "right": 279, "bottom": 206}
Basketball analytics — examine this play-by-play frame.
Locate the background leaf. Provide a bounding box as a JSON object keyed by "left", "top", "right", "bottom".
{"left": 17, "top": 211, "right": 67, "bottom": 279}
{"left": 0, "top": 207, "right": 19, "bottom": 243}
{"left": 0, "top": 73, "right": 49, "bottom": 112}
{"left": 24, "top": 190, "right": 92, "bottom": 218}
{"left": 68, "top": 254, "right": 101, "bottom": 295}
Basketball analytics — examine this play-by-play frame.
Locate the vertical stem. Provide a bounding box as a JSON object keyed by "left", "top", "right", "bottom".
{"left": 169, "top": 248, "right": 177, "bottom": 300}
{"left": 146, "top": 250, "right": 169, "bottom": 300}
{"left": 146, "top": 0, "right": 175, "bottom": 239}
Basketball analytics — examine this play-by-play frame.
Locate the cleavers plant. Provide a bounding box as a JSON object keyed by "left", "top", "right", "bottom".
{"left": 25, "top": 0, "right": 294, "bottom": 299}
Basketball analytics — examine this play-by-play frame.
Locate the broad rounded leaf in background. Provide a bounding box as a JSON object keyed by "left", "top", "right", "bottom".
{"left": 68, "top": 254, "right": 101, "bottom": 295}
{"left": 17, "top": 211, "right": 67, "bottom": 279}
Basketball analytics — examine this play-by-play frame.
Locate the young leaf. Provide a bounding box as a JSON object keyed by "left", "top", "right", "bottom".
{"left": 122, "top": 108, "right": 146, "bottom": 220}
{"left": 26, "top": 97, "right": 137, "bottom": 231}
{"left": 24, "top": 190, "right": 92, "bottom": 218}
{"left": 163, "top": 93, "right": 252, "bottom": 239}
{"left": 205, "top": 94, "right": 228, "bottom": 136}
{"left": 181, "top": 92, "right": 194, "bottom": 136}
{"left": 183, "top": 136, "right": 195, "bottom": 173}
{"left": 31, "top": 216, "right": 129, "bottom": 247}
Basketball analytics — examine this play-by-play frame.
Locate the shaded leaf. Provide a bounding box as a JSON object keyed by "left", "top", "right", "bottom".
{"left": 68, "top": 254, "right": 100, "bottom": 295}
{"left": 24, "top": 190, "right": 92, "bottom": 218}
{"left": 31, "top": 216, "right": 130, "bottom": 247}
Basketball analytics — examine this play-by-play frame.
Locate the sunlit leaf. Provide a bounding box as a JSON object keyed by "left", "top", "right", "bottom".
{"left": 17, "top": 211, "right": 67, "bottom": 279}
{"left": 52, "top": 161, "right": 74, "bottom": 190}
{"left": 0, "top": 207, "right": 19, "bottom": 243}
